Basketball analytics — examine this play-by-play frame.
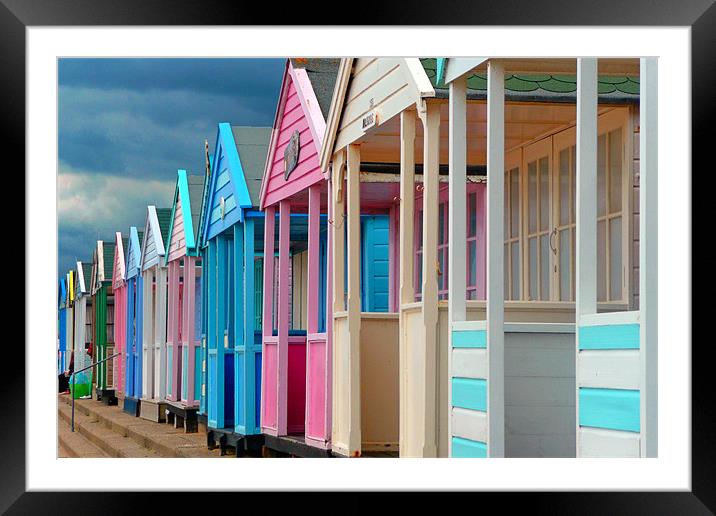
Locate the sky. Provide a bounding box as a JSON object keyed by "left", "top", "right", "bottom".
{"left": 58, "top": 58, "right": 285, "bottom": 278}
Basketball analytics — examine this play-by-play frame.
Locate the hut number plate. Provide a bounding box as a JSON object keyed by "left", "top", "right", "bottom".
{"left": 224, "top": 333, "right": 229, "bottom": 349}
{"left": 362, "top": 110, "right": 377, "bottom": 132}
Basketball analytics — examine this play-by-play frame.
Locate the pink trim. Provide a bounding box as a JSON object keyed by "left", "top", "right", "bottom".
{"left": 276, "top": 199, "right": 291, "bottom": 436}
{"left": 306, "top": 184, "right": 321, "bottom": 333}
{"left": 288, "top": 63, "right": 327, "bottom": 155}
{"left": 259, "top": 61, "right": 291, "bottom": 209}
{"left": 260, "top": 59, "right": 328, "bottom": 209}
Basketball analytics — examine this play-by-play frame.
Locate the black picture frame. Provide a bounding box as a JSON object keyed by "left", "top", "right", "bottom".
{"left": 5, "top": 0, "right": 709, "bottom": 512}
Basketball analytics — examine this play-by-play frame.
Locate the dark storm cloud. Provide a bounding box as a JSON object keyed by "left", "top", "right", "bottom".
{"left": 57, "top": 58, "right": 285, "bottom": 277}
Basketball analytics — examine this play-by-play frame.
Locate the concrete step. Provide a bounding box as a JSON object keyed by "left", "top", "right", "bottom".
{"left": 58, "top": 416, "right": 111, "bottom": 458}
{"left": 58, "top": 403, "right": 162, "bottom": 458}
{"left": 58, "top": 394, "right": 223, "bottom": 458}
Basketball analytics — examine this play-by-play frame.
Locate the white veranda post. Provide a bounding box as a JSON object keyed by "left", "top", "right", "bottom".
{"left": 575, "top": 57, "right": 655, "bottom": 457}
{"left": 447, "top": 60, "right": 505, "bottom": 458}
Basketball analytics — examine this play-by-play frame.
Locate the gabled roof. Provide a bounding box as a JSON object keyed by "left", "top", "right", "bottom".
{"left": 200, "top": 124, "right": 271, "bottom": 243}
{"left": 76, "top": 261, "right": 91, "bottom": 296}
{"left": 125, "top": 226, "right": 143, "bottom": 279}
{"left": 259, "top": 58, "right": 339, "bottom": 209}
{"left": 319, "top": 58, "right": 434, "bottom": 174}
{"left": 165, "top": 169, "right": 206, "bottom": 262}
{"left": 140, "top": 205, "right": 171, "bottom": 271}
{"left": 103, "top": 242, "right": 116, "bottom": 283}
{"left": 113, "top": 232, "right": 128, "bottom": 286}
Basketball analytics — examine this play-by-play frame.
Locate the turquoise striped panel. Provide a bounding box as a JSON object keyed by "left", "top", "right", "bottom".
{"left": 579, "top": 387, "right": 640, "bottom": 433}
{"left": 579, "top": 323, "right": 640, "bottom": 350}
{"left": 452, "top": 436, "right": 487, "bottom": 458}
{"left": 452, "top": 378, "right": 487, "bottom": 411}
{"left": 452, "top": 329, "right": 487, "bottom": 348}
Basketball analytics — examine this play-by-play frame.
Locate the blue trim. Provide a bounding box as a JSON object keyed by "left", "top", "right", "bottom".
{"left": 452, "top": 436, "right": 487, "bottom": 458}
{"left": 579, "top": 387, "right": 640, "bottom": 433}
{"left": 436, "top": 58, "right": 447, "bottom": 87}
{"left": 452, "top": 329, "right": 487, "bottom": 348}
{"left": 451, "top": 378, "right": 487, "bottom": 411}
{"left": 125, "top": 226, "right": 142, "bottom": 279}
{"left": 222, "top": 123, "right": 253, "bottom": 211}
{"left": 579, "top": 323, "right": 640, "bottom": 350}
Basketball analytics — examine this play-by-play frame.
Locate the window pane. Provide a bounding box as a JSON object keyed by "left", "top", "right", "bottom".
{"left": 598, "top": 134, "right": 607, "bottom": 217}
{"left": 504, "top": 174, "right": 509, "bottom": 237}
{"left": 438, "top": 247, "right": 445, "bottom": 291}
{"left": 540, "top": 234, "right": 550, "bottom": 300}
{"left": 559, "top": 229, "right": 570, "bottom": 301}
{"left": 468, "top": 240, "right": 477, "bottom": 287}
{"left": 610, "top": 216, "right": 622, "bottom": 300}
{"left": 416, "top": 254, "right": 422, "bottom": 295}
{"left": 559, "top": 148, "right": 570, "bottom": 225}
{"left": 469, "top": 192, "right": 477, "bottom": 237}
{"left": 597, "top": 219, "right": 606, "bottom": 302}
{"left": 504, "top": 243, "right": 510, "bottom": 300}
{"left": 510, "top": 169, "right": 520, "bottom": 238}
{"left": 511, "top": 241, "right": 520, "bottom": 300}
{"left": 609, "top": 128, "right": 623, "bottom": 213}
{"left": 528, "top": 162, "right": 537, "bottom": 233}
{"left": 539, "top": 157, "right": 549, "bottom": 231}
{"left": 528, "top": 237, "right": 537, "bottom": 300}
{"left": 439, "top": 202, "right": 445, "bottom": 245}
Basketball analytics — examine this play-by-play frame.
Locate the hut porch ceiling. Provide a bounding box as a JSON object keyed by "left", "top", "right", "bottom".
{"left": 357, "top": 101, "right": 624, "bottom": 165}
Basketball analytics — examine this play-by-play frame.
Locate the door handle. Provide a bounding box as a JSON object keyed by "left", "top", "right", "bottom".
{"left": 549, "top": 228, "right": 558, "bottom": 255}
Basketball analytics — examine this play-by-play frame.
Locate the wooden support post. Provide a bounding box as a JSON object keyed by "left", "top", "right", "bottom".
{"left": 398, "top": 108, "right": 416, "bottom": 454}
{"left": 216, "top": 234, "right": 228, "bottom": 427}
{"left": 261, "top": 206, "right": 275, "bottom": 429}
{"left": 575, "top": 58, "right": 598, "bottom": 456}
{"left": 447, "top": 75, "right": 468, "bottom": 458}
{"left": 419, "top": 102, "right": 440, "bottom": 457}
{"left": 449, "top": 76, "right": 468, "bottom": 322}
{"left": 325, "top": 176, "right": 334, "bottom": 442}
{"left": 332, "top": 151, "right": 346, "bottom": 314}
{"left": 576, "top": 58, "right": 598, "bottom": 319}
{"left": 399, "top": 110, "right": 416, "bottom": 306}
{"left": 183, "top": 256, "right": 196, "bottom": 405}
{"left": 307, "top": 184, "right": 321, "bottom": 334}
{"left": 277, "top": 199, "right": 291, "bottom": 436}
{"left": 155, "top": 265, "right": 168, "bottom": 400}
{"left": 486, "top": 60, "right": 505, "bottom": 458}
{"left": 640, "top": 57, "right": 658, "bottom": 458}
{"left": 243, "top": 218, "right": 256, "bottom": 432}
{"left": 233, "top": 223, "right": 244, "bottom": 426}
{"left": 346, "top": 143, "right": 362, "bottom": 455}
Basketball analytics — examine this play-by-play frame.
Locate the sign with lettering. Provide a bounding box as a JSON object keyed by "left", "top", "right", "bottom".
{"left": 362, "top": 110, "right": 377, "bottom": 132}
{"left": 284, "top": 129, "right": 301, "bottom": 180}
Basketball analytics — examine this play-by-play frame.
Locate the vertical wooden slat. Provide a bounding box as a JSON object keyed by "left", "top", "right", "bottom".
{"left": 332, "top": 151, "right": 346, "bottom": 313}
{"left": 575, "top": 57, "right": 598, "bottom": 456}
{"left": 325, "top": 177, "right": 334, "bottom": 442}
{"left": 448, "top": 75, "right": 468, "bottom": 457}
{"left": 156, "top": 266, "right": 167, "bottom": 400}
{"left": 640, "top": 57, "right": 658, "bottom": 458}
{"left": 183, "top": 257, "right": 196, "bottom": 405}
{"left": 346, "top": 143, "right": 362, "bottom": 455}
{"left": 307, "top": 184, "right": 321, "bottom": 334}
{"left": 398, "top": 108, "right": 416, "bottom": 454}
{"left": 261, "top": 206, "right": 275, "bottom": 429}
{"left": 486, "top": 60, "right": 505, "bottom": 458}
{"left": 243, "top": 218, "right": 256, "bottom": 432}
{"left": 420, "top": 102, "right": 440, "bottom": 457}
{"left": 216, "top": 234, "right": 227, "bottom": 427}
{"left": 233, "top": 224, "right": 244, "bottom": 426}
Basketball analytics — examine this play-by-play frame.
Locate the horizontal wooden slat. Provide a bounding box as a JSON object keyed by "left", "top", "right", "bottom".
{"left": 452, "top": 329, "right": 487, "bottom": 348}
{"left": 579, "top": 387, "right": 640, "bottom": 433}
{"left": 452, "top": 377, "right": 487, "bottom": 411}
{"left": 451, "top": 436, "right": 487, "bottom": 458}
{"left": 578, "top": 323, "right": 640, "bottom": 350}
{"left": 452, "top": 407, "right": 487, "bottom": 443}
{"left": 451, "top": 348, "right": 487, "bottom": 379}
{"left": 579, "top": 427, "right": 641, "bottom": 457}
{"left": 578, "top": 349, "right": 640, "bottom": 389}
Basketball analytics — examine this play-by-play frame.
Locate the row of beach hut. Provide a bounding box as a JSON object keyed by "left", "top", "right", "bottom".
{"left": 58, "top": 56, "right": 657, "bottom": 458}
